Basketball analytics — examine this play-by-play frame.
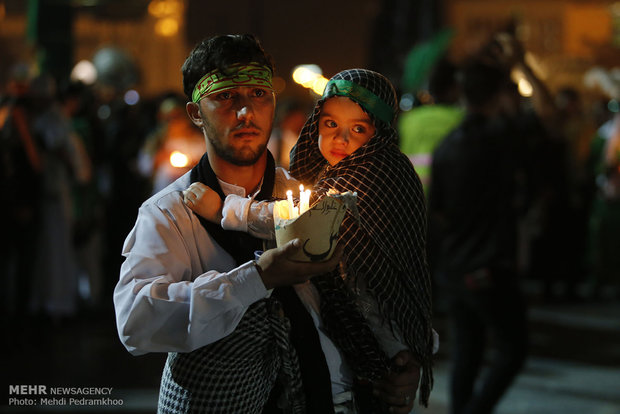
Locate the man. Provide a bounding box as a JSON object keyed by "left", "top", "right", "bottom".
{"left": 114, "top": 34, "right": 420, "bottom": 414}
{"left": 429, "top": 59, "right": 529, "bottom": 414}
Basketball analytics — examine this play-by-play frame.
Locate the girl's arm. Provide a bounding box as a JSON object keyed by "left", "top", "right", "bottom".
{"left": 183, "top": 182, "right": 275, "bottom": 240}
{"left": 222, "top": 194, "right": 275, "bottom": 240}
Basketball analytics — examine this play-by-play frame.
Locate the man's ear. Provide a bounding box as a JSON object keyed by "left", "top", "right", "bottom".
{"left": 186, "top": 102, "right": 203, "bottom": 128}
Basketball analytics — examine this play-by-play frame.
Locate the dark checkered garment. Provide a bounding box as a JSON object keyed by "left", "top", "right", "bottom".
{"left": 158, "top": 299, "right": 303, "bottom": 413}
{"left": 158, "top": 152, "right": 306, "bottom": 414}
{"left": 289, "top": 69, "right": 434, "bottom": 407}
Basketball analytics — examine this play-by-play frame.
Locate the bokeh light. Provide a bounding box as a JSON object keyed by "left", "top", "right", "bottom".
{"left": 311, "top": 77, "right": 328, "bottom": 95}
{"left": 292, "top": 64, "right": 328, "bottom": 96}
{"left": 124, "top": 89, "right": 140, "bottom": 106}
{"left": 399, "top": 93, "right": 415, "bottom": 111}
{"left": 148, "top": 0, "right": 182, "bottom": 17}
{"left": 97, "top": 104, "right": 111, "bottom": 120}
{"left": 70, "top": 60, "right": 97, "bottom": 85}
{"left": 170, "top": 151, "right": 189, "bottom": 168}
{"left": 518, "top": 78, "right": 533, "bottom": 97}
{"left": 155, "top": 17, "right": 179, "bottom": 37}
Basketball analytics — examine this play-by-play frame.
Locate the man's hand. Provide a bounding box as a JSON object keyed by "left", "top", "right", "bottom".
{"left": 257, "top": 239, "right": 344, "bottom": 289}
{"left": 373, "top": 350, "right": 421, "bottom": 414}
{"left": 183, "top": 182, "right": 222, "bottom": 223}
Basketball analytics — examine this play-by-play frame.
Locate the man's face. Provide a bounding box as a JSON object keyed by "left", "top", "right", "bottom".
{"left": 192, "top": 86, "right": 275, "bottom": 166}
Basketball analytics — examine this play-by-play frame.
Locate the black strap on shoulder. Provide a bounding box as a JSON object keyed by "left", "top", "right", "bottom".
{"left": 189, "top": 151, "right": 275, "bottom": 264}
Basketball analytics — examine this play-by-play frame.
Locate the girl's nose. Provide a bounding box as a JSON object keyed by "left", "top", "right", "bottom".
{"left": 334, "top": 129, "right": 349, "bottom": 143}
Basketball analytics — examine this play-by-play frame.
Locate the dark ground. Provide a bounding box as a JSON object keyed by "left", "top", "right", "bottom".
{"left": 2, "top": 280, "right": 619, "bottom": 413}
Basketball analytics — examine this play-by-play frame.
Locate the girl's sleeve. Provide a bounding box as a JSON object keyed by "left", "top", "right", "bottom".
{"left": 220, "top": 194, "right": 275, "bottom": 240}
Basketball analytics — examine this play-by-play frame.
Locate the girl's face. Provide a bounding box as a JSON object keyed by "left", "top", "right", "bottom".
{"left": 318, "top": 96, "right": 376, "bottom": 166}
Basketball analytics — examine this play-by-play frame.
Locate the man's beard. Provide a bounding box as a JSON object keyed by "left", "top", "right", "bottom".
{"left": 204, "top": 121, "right": 269, "bottom": 166}
{"left": 209, "top": 137, "right": 267, "bottom": 166}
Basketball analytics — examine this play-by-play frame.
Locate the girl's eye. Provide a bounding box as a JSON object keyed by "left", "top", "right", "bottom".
{"left": 353, "top": 125, "right": 366, "bottom": 133}
{"left": 253, "top": 89, "right": 266, "bottom": 97}
{"left": 325, "top": 120, "right": 337, "bottom": 128}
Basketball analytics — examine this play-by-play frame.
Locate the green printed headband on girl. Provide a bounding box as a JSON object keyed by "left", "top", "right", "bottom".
{"left": 322, "top": 79, "right": 394, "bottom": 124}
{"left": 192, "top": 62, "right": 274, "bottom": 103}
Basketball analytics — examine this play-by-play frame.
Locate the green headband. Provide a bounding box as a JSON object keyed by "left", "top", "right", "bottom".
{"left": 322, "top": 79, "right": 394, "bottom": 124}
{"left": 192, "top": 62, "right": 273, "bottom": 103}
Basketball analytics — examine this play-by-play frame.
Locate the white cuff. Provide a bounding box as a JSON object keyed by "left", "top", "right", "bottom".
{"left": 221, "top": 194, "right": 251, "bottom": 233}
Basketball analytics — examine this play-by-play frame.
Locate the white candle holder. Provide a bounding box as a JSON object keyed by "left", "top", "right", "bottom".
{"left": 273, "top": 191, "right": 357, "bottom": 262}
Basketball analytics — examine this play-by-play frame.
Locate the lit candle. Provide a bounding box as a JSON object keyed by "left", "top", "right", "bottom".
{"left": 304, "top": 189, "right": 311, "bottom": 212}
{"left": 274, "top": 200, "right": 288, "bottom": 220}
{"left": 299, "top": 184, "right": 309, "bottom": 215}
{"left": 286, "top": 190, "right": 295, "bottom": 219}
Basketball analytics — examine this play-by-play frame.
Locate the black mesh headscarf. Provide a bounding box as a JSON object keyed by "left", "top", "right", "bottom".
{"left": 289, "top": 69, "right": 434, "bottom": 407}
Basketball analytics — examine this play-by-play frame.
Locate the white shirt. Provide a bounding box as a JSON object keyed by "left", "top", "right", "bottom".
{"left": 114, "top": 168, "right": 355, "bottom": 395}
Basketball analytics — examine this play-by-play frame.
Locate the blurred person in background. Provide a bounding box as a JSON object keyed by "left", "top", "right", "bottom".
{"left": 398, "top": 57, "right": 464, "bottom": 196}
{"left": 429, "top": 29, "right": 567, "bottom": 414}
{"left": 481, "top": 29, "right": 588, "bottom": 303}
{"left": 525, "top": 87, "right": 591, "bottom": 302}
{"left": 137, "top": 93, "right": 206, "bottom": 194}
{"left": 584, "top": 66, "right": 620, "bottom": 299}
{"left": 0, "top": 62, "right": 42, "bottom": 330}
{"left": 429, "top": 56, "right": 531, "bottom": 414}
{"left": 97, "top": 77, "right": 152, "bottom": 306}
{"left": 59, "top": 80, "right": 107, "bottom": 310}
{"left": 541, "top": 87, "right": 596, "bottom": 300}
{"left": 587, "top": 112, "right": 620, "bottom": 298}
{"left": 29, "top": 73, "right": 92, "bottom": 323}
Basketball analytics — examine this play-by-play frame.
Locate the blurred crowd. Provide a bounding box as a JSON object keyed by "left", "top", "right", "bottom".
{"left": 397, "top": 29, "right": 619, "bottom": 414}
{"left": 399, "top": 31, "right": 620, "bottom": 306}
{"left": 0, "top": 64, "right": 191, "bottom": 328}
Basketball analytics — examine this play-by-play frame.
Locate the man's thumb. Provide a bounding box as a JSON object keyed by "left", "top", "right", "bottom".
{"left": 278, "top": 238, "right": 302, "bottom": 258}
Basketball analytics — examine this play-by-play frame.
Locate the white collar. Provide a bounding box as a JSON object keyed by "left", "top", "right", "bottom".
{"left": 217, "top": 177, "right": 264, "bottom": 198}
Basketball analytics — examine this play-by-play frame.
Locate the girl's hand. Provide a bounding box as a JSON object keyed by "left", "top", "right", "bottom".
{"left": 373, "top": 350, "right": 420, "bottom": 413}
{"left": 183, "top": 182, "right": 222, "bottom": 223}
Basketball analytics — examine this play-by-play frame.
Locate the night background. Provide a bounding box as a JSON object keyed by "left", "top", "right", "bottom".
{"left": 1, "top": 0, "right": 619, "bottom": 413}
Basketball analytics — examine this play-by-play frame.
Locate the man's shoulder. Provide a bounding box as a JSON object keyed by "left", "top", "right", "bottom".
{"left": 141, "top": 171, "right": 192, "bottom": 210}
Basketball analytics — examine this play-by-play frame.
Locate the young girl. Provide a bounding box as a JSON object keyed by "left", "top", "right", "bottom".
{"left": 184, "top": 69, "right": 435, "bottom": 411}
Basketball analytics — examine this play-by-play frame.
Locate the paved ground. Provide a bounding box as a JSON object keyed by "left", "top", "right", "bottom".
{"left": 419, "top": 354, "right": 620, "bottom": 414}
{"left": 2, "top": 282, "right": 619, "bottom": 413}
{"left": 415, "top": 283, "right": 620, "bottom": 414}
